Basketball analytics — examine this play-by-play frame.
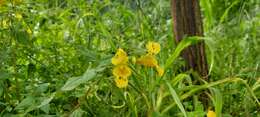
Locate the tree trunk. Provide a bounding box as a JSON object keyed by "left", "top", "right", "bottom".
{"left": 171, "top": 0, "right": 208, "bottom": 79}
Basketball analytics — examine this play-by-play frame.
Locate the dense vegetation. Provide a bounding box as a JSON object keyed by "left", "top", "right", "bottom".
{"left": 0, "top": 0, "right": 259, "bottom": 116}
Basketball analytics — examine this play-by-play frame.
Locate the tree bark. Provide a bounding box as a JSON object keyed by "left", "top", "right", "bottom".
{"left": 171, "top": 0, "right": 208, "bottom": 79}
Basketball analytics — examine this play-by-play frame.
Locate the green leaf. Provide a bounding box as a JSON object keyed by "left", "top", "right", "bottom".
{"left": 203, "top": 37, "right": 215, "bottom": 76}
{"left": 0, "top": 71, "right": 11, "bottom": 81}
{"left": 165, "top": 81, "right": 187, "bottom": 117}
{"left": 0, "top": 81, "right": 3, "bottom": 97}
{"left": 37, "top": 93, "right": 56, "bottom": 108}
{"left": 187, "top": 111, "right": 205, "bottom": 117}
{"left": 15, "top": 96, "right": 35, "bottom": 110}
{"left": 61, "top": 69, "right": 96, "bottom": 91}
{"left": 220, "top": 0, "right": 240, "bottom": 23}
{"left": 151, "top": 111, "right": 169, "bottom": 117}
{"left": 97, "top": 22, "right": 116, "bottom": 51}
{"left": 210, "top": 88, "right": 223, "bottom": 117}
{"left": 40, "top": 104, "right": 50, "bottom": 114}
{"left": 35, "top": 83, "right": 49, "bottom": 94}
{"left": 200, "top": 0, "right": 213, "bottom": 31}
{"left": 69, "top": 108, "right": 85, "bottom": 117}
{"left": 165, "top": 37, "right": 200, "bottom": 71}
{"left": 171, "top": 73, "right": 190, "bottom": 87}
{"left": 15, "top": 30, "right": 30, "bottom": 45}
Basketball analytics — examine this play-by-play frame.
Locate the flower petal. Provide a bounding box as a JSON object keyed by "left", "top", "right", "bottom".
{"left": 111, "top": 48, "right": 128, "bottom": 65}
{"left": 113, "top": 65, "right": 132, "bottom": 78}
{"left": 115, "top": 77, "right": 128, "bottom": 88}
{"left": 207, "top": 110, "right": 216, "bottom": 117}
{"left": 146, "top": 41, "right": 160, "bottom": 55}
{"left": 136, "top": 54, "right": 158, "bottom": 67}
{"left": 156, "top": 66, "right": 164, "bottom": 77}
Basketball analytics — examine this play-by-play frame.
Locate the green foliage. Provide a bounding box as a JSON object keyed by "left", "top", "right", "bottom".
{"left": 61, "top": 68, "right": 97, "bottom": 91}
{"left": 0, "top": 0, "right": 259, "bottom": 116}
{"left": 166, "top": 81, "right": 187, "bottom": 117}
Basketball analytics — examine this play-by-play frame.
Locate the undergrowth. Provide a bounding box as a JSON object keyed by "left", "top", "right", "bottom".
{"left": 0, "top": 0, "right": 259, "bottom": 116}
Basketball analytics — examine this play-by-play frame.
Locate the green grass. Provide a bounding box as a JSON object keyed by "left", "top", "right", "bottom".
{"left": 0, "top": 0, "right": 259, "bottom": 116}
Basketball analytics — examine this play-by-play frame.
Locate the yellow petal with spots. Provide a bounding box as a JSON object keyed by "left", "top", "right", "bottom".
{"left": 111, "top": 48, "right": 128, "bottom": 65}
{"left": 136, "top": 54, "right": 158, "bottom": 67}
{"left": 146, "top": 41, "right": 160, "bottom": 55}
{"left": 114, "top": 77, "right": 128, "bottom": 88}
{"left": 113, "top": 65, "right": 131, "bottom": 78}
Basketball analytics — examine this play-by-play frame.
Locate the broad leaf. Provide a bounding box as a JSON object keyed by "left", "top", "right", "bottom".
{"left": 15, "top": 96, "right": 35, "bottom": 110}
{"left": 37, "top": 93, "right": 56, "bottom": 108}
{"left": 61, "top": 69, "right": 96, "bottom": 91}
{"left": 69, "top": 108, "right": 85, "bottom": 117}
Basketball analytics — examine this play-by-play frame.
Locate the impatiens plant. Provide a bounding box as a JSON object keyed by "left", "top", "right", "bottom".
{"left": 111, "top": 48, "right": 132, "bottom": 88}
{"left": 136, "top": 41, "right": 164, "bottom": 77}
{"left": 111, "top": 41, "right": 165, "bottom": 88}
{"left": 0, "top": 0, "right": 259, "bottom": 116}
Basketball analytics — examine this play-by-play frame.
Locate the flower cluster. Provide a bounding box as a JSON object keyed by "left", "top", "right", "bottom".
{"left": 136, "top": 41, "right": 164, "bottom": 77}
{"left": 111, "top": 41, "right": 164, "bottom": 88}
{"left": 111, "top": 48, "right": 132, "bottom": 88}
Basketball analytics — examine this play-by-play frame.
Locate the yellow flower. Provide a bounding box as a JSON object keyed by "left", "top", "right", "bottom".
{"left": 136, "top": 54, "right": 158, "bottom": 67}
{"left": 114, "top": 77, "right": 128, "bottom": 88}
{"left": 113, "top": 65, "right": 131, "bottom": 78}
{"left": 2, "top": 19, "right": 9, "bottom": 29}
{"left": 111, "top": 48, "right": 128, "bottom": 65}
{"left": 15, "top": 13, "right": 23, "bottom": 20}
{"left": 156, "top": 66, "right": 164, "bottom": 77}
{"left": 207, "top": 110, "right": 216, "bottom": 117}
{"left": 26, "top": 28, "right": 32, "bottom": 34}
{"left": 146, "top": 41, "right": 160, "bottom": 55}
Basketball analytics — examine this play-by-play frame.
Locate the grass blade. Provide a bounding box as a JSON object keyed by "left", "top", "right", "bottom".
{"left": 165, "top": 81, "right": 187, "bottom": 117}
{"left": 171, "top": 73, "right": 190, "bottom": 87}
{"left": 210, "top": 88, "right": 223, "bottom": 117}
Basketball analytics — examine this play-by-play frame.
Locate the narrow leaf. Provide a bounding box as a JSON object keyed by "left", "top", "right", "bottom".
{"left": 165, "top": 37, "right": 200, "bottom": 70}
{"left": 211, "top": 88, "right": 223, "bottom": 117}
{"left": 171, "top": 73, "right": 190, "bottom": 87}
{"left": 166, "top": 81, "right": 187, "bottom": 117}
